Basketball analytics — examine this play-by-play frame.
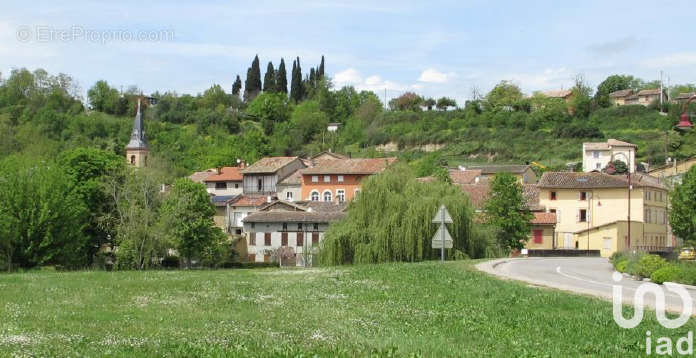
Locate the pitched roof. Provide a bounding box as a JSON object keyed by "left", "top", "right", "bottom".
{"left": 466, "top": 165, "right": 531, "bottom": 175}
{"left": 543, "top": 89, "right": 573, "bottom": 98}
{"left": 458, "top": 184, "right": 490, "bottom": 209}
{"left": 188, "top": 169, "right": 216, "bottom": 183}
{"left": 523, "top": 184, "right": 544, "bottom": 211}
{"left": 531, "top": 212, "right": 556, "bottom": 225}
{"left": 584, "top": 138, "right": 636, "bottom": 150}
{"left": 228, "top": 194, "right": 269, "bottom": 207}
{"left": 674, "top": 93, "right": 696, "bottom": 100}
{"left": 204, "top": 167, "right": 243, "bottom": 182}
{"left": 537, "top": 172, "right": 665, "bottom": 190}
{"left": 242, "top": 210, "right": 346, "bottom": 223}
{"left": 609, "top": 89, "right": 634, "bottom": 98}
{"left": 241, "top": 157, "right": 299, "bottom": 174}
{"left": 637, "top": 88, "right": 662, "bottom": 96}
{"left": 278, "top": 169, "right": 302, "bottom": 185}
{"left": 449, "top": 169, "right": 483, "bottom": 184}
{"left": 301, "top": 158, "right": 397, "bottom": 175}
{"left": 310, "top": 151, "right": 348, "bottom": 161}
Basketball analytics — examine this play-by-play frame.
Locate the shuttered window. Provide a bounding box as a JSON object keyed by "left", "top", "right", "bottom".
{"left": 264, "top": 233, "right": 271, "bottom": 246}
{"left": 533, "top": 230, "right": 543, "bottom": 244}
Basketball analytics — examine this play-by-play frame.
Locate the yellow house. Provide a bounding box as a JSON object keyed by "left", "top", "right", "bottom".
{"left": 526, "top": 212, "right": 557, "bottom": 250}
{"left": 536, "top": 172, "right": 668, "bottom": 257}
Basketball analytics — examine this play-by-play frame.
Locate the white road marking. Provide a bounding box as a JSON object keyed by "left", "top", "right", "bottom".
{"left": 555, "top": 265, "right": 613, "bottom": 288}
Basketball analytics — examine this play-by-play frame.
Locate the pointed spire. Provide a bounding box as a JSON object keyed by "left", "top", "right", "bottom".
{"left": 126, "top": 97, "right": 148, "bottom": 150}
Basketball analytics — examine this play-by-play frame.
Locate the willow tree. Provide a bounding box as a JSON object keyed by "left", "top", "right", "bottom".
{"left": 320, "top": 164, "right": 486, "bottom": 265}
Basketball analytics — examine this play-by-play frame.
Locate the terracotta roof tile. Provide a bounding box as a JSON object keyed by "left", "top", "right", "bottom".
{"left": 449, "top": 169, "right": 483, "bottom": 184}
{"left": 188, "top": 169, "right": 216, "bottom": 183}
{"left": 243, "top": 211, "right": 345, "bottom": 223}
{"left": 609, "top": 89, "right": 634, "bottom": 98}
{"left": 228, "top": 195, "right": 269, "bottom": 207}
{"left": 466, "top": 165, "right": 530, "bottom": 175}
{"left": 543, "top": 89, "right": 573, "bottom": 98}
{"left": 637, "top": 88, "right": 662, "bottom": 96}
{"left": 537, "top": 172, "right": 665, "bottom": 190}
{"left": 531, "top": 212, "right": 556, "bottom": 225}
{"left": 458, "top": 184, "right": 490, "bottom": 209}
{"left": 301, "top": 158, "right": 397, "bottom": 175}
{"left": 204, "top": 167, "right": 243, "bottom": 182}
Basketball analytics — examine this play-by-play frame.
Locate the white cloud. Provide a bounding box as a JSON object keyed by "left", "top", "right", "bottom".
{"left": 333, "top": 67, "right": 409, "bottom": 92}
{"left": 505, "top": 67, "right": 573, "bottom": 93}
{"left": 417, "top": 68, "right": 455, "bottom": 83}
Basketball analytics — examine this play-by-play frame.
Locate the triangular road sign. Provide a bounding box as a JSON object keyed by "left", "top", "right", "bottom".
{"left": 431, "top": 224, "right": 453, "bottom": 249}
{"left": 432, "top": 205, "right": 453, "bottom": 224}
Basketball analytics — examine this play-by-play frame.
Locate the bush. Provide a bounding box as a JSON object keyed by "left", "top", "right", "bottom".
{"left": 637, "top": 254, "right": 667, "bottom": 279}
{"left": 161, "top": 255, "right": 180, "bottom": 269}
{"left": 651, "top": 265, "right": 681, "bottom": 284}
{"left": 616, "top": 260, "right": 628, "bottom": 273}
{"left": 609, "top": 251, "right": 627, "bottom": 266}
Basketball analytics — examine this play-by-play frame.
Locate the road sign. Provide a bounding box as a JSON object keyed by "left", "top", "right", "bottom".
{"left": 431, "top": 225, "right": 453, "bottom": 249}
{"left": 432, "top": 205, "right": 453, "bottom": 224}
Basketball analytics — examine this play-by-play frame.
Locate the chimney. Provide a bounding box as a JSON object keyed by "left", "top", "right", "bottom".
{"left": 216, "top": 167, "right": 222, "bottom": 175}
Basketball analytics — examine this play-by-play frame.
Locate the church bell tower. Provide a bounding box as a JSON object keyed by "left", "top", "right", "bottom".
{"left": 125, "top": 99, "right": 149, "bottom": 167}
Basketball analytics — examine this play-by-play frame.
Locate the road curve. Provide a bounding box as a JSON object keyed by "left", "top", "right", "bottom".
{"left": 476, "top": 257, "right": 696, "bottom": 314}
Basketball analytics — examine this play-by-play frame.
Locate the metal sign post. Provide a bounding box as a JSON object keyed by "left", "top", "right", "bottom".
{"left": 431, "top": 205, "right": 453, "bottom": 262}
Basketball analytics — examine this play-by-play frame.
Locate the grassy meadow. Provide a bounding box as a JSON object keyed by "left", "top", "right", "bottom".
{"left": 0, "top": 261, "right": 692, "bottom": 357}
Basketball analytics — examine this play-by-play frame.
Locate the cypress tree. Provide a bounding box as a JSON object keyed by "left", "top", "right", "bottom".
{"left": 276, "top": 58, "right": 287, "bottom": 94}
{"left": 244, "top": 55, "right": 262, "bottom": 102}
{"left": 318, "top": 55, "right": 325, "bottom": 79}
{"left": 232, "top": 75, "right": 242, "bottom": 96}
{"left": 290, "top": 57, "right": 304, "bottom": 103}
{"left": 309, "top": 68, "right": 316, "bottom": 88}
{"left": 263, "top": 62, "right": 276, "bottom": 92}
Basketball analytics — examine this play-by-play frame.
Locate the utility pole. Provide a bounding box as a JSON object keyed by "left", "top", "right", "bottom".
{"left": 627, "top": 171, "right": 632, "bottom": 249}
{"left": 660, "top": 71, "right": 664, "bottom": 113}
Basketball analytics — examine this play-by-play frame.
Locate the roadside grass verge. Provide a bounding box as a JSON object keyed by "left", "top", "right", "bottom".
{"left": 0, "top": 261, "right": 690, "bottom": 357}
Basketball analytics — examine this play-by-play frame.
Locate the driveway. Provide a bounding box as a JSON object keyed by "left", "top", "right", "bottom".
{"left": 476, "top": 257, "right": 696, "bottom": 314}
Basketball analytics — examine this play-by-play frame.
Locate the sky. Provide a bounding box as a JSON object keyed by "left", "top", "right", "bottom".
{"left": 1, "top": 0, "right": 694, "bottom": 104}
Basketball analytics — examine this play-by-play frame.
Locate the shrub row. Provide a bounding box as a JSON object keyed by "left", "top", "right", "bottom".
{"left": 609, "top": 251, "right": 696, "bottom": 285}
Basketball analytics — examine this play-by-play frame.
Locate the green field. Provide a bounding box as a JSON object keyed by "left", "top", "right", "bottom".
{"left": 1, "top": 261, "right": 692, "bottom": 357}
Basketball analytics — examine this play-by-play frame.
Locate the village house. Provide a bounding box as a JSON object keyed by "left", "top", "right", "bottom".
{"left": 582, "top": 139, "right": 636, "bottom": 173}
{"left": 240, "top": 156, "right": 305, "bottom": 195}
{"left": 242, "top": 201, "right": 346, "bottom": 265}
{"left": 226, "top": 194, "right": 269, "bottom": 235}
{"left": 672, "top": 92, "right": 696, "bottom": 104}
{"left": 300, "top": 157, "right": 397, "bottom": 202}
{"left": 542, "top": 89, "right": 574, "bottom": 103}
{"left": 188, "top": 169, "right": 216, "bottom": 184}
{"left": 624, "top": 89, "right": 666, "bottom": 106}
{"left": 608, "top": 89, "right": 634, "bottom": 106}
{"left": 535, "top": 171, "right": 668, "bottom": 257}
{"left": 277, "top": 152, "right": 348, "bottom": 202}
{"left": 204, "top": 166, "right": 244, "bottom": 196}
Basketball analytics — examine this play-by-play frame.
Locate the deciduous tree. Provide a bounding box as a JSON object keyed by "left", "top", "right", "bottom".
{"left": 484, "top": 173, "right": 533, "bottom": 253}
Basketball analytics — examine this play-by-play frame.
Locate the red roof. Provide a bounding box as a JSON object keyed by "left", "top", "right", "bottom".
{"left": 205, "top": 167, "right": 243, "bottom": 182}
{"left": 458, "top": 184, "right": 490, "bottom": 209}
{"left": 531, "top": 212, "right": 556, "bottom": 225}
{"left": 449, "top": 169, "right": 483, "bottom": 185}
{"left": 228, "top": 195, "right": 268, "bottom": 207}
{"left": 301, "top": 158, "right": 397, "bottom": 175}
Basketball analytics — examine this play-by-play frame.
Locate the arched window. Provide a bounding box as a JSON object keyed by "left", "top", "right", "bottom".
{"left": 336, "top": 189, "right": 345, "bottom": 203}
{"left": 323, "top": 191, "right": 332, "bottom": 202}
{"left": 310, "top": 191, "right": 319, "bottom": 201}
{"left": 130, "top": 155, "right": 136, "bottom": 165}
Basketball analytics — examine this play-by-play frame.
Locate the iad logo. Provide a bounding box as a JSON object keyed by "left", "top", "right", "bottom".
{"left": 612, "top": 271, "right": 693, "bottom": 329}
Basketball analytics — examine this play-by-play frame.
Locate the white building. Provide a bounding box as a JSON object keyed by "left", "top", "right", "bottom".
{"left": 204, "top": 166, "right": 244, "bottom": 196}
{"left": 582, "top": 139, "right": 637, "bottom": 173}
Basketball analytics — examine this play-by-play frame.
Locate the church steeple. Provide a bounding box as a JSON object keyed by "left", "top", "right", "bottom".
{"left": 125, "top": 99, "right": 149, "bottom": 167}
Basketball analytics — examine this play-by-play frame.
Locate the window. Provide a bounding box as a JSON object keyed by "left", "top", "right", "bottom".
{"left": 313, "top": 223, "right": 319, "bottom": 230}
{"left": 647, "top": 191, "right": 652, "bottom": 201}
{"left": 355, "top": 189, "right": 361, "bottom": 196}
{"left": 579, "top": 209, "right": 587, "bottom": 222}
{"left": 310, "top": 191, "right": 319, "bottom": 201}
{"left": 324, "top": 175, "right": 331, "bottom": 183}
{"left": 215, "top": 182, "right": 227, "bottom": 190}
{"left": 130, "top": 155, "right": 136, "bottom": 165}
{"left": 249, "top": 235, "right": 256, "bottom": 246}
{"left": 251, "top": 222, "right": 255, "bottom": 229}
{"left": 550, "top": 191, "right": 557, "bottom": 200}
{"left": 297, "top": 223, "right": 303, "bottom": 231}
{"left": 593, "top": 151, "right": 600, "bottom": 158}
{"left": 257, "top": 178, "right": 262, "bottom": 192}
{"left": 580, "top": 191, "right": 587, "bottom": 201}
{"left": 234, "top": 183, "right": 239, "bottom": 189}
{"left": 338, "top": 175, "right": 344, "bottom": 182}
{"left": 603, "top": 238, "right": 612, "bottom": 250}
{"left": 248, "top": 254, "right": 256, "bottom": 262}
{"left": 297, "top": 234, "right": 304, "bottom": 247}
{"left": 281, "top": 232, "right": 288, "bottom": 246}
{"left": 263, "top": 255, "right": 270, "bottom": 263}
{"left": 282, "top": 223, "right": 288, "bottom": 231}
{"left": 337, "top": 189, "right": 345, "bottom": 203}
{"left": 533, "top": 229, "right": 543, "bottom": 244}
{"left": 312, "top": 232, "right": 319, "bottom": 246}
{"left": 264, "top": 233, "right": 271, "bottom": 246}
{"left": 312, "top": 175, "right": 319, "bottom": 183}
{"left": 323, "top": 191, "right": 332, "bottom": 202}
{"left": 286, "top": 191, "right": 293, "bottom": 201}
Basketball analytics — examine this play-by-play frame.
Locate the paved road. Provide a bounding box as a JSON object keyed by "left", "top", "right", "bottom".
{"left": 477, "top": 257, "right": 696, "bottom": 314}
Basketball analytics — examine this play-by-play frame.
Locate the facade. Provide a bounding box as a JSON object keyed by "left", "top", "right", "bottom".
{"left": 464, "top": 165, "right": 537, "bottom": 184}
{"left": 227, "top": 195, "right": 269, "bottom": 235}
{"left": 582, "top": 139, "right": 637, "bottom": 173}
{"left": 635, "top": 89, "right": 666, "bottom": 106}
{"left": 241, "top": 157, "right": 305, "bottom": 195}
{"left": 526, "top": 212, "right": 557, "bottom": 250}
{"left": 277, "top": 169, "right": 302, "bottom": 202}
{"left": 125, "top": 100, "right": 149, "bottom": 167}
{"left": 536, "top": 172, "right": 668, "bottom": 257}
{"left": 242, "top": 201, "right": 346, "bottom": 265}
{"left": 300, "top": 157, "right": 397, "bottom": 202}
{"left": 672, "top": 93, "right": 696, "bottom": 104}
{"left": 608, "top": 89, "right": 634, "bottom": 106}
{"left": 211, "top": 195, "right": 238, "bottom": 234}
{"left": 204, "top": 166, "right": 244, "bottom": 196}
